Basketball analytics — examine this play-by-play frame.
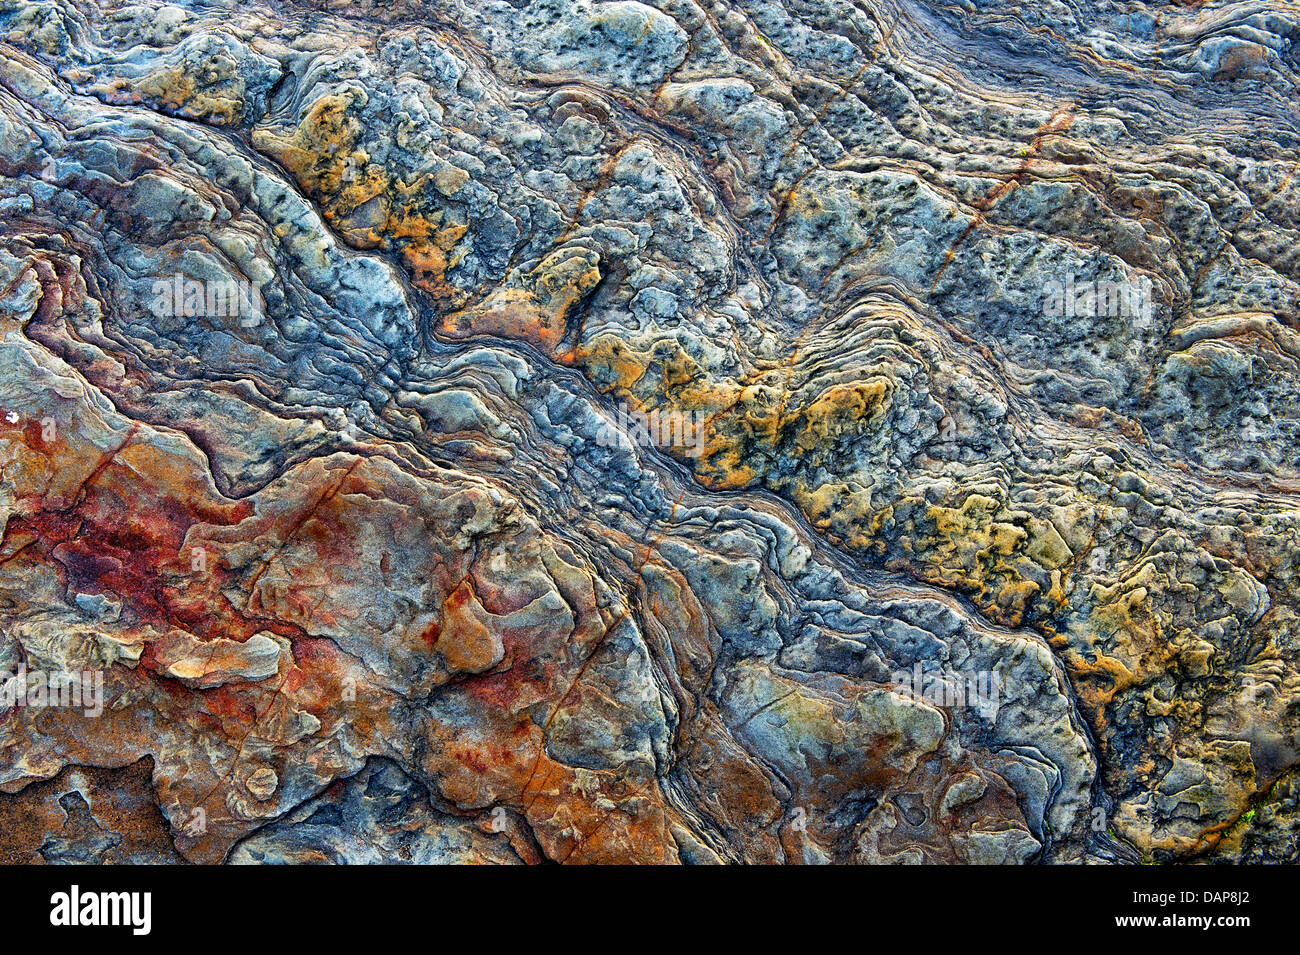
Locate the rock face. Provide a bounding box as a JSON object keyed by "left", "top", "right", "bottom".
{"left": 0, "top": 0, "right": 1296, "bottom": 865}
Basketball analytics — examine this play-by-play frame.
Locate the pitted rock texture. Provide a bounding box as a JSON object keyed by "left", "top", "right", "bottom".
{"left": 0, "top": 0, "right": 1297, "bottom": 864}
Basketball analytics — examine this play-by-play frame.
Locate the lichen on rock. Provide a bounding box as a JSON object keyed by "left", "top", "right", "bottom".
{"left": 0, "top": 0, "right": 1297, "bottom": 864}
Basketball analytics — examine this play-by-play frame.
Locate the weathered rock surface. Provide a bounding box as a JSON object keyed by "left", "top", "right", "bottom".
{"left": 0, "top": 0, "right": 1296, "bottom": 863}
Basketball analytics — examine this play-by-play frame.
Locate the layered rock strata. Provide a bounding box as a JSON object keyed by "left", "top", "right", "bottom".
{"left": 0, "top": 0, "right": 1297, "bottom": 863}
